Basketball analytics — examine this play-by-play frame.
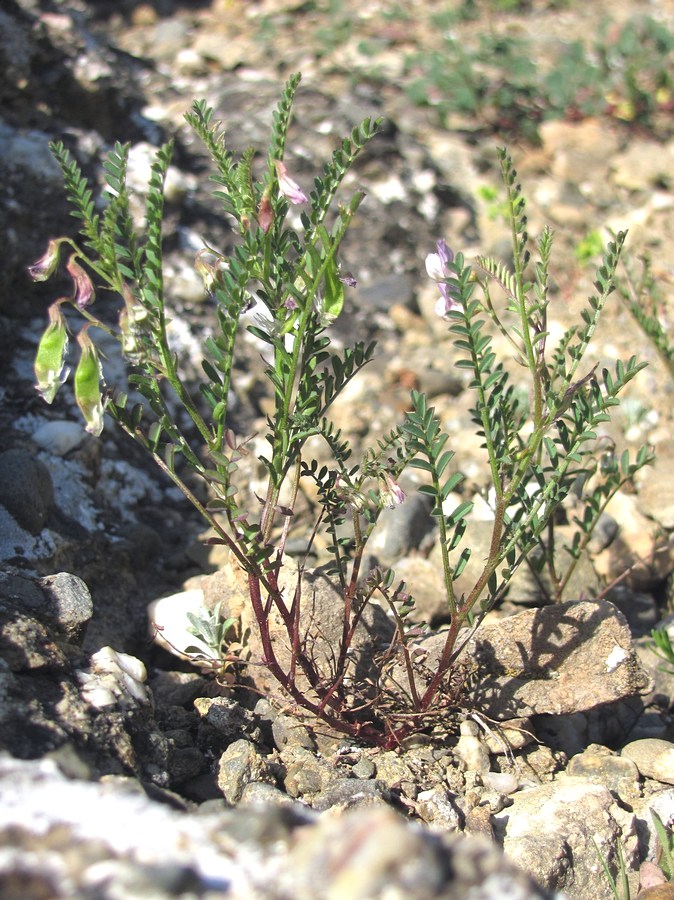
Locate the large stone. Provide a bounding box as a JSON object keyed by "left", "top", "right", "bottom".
{"left": 593, "top": 490, "right": 674, "bottom": 590}
{"left": 410, "top": 599, "right": 650, "bottom": 720}
{"left": 494, "top": 776, "right": 638, "bottom": 899}
{"left": 198, "top": 555, "right": 394, "bottom": 709}
{"left": 0, "top": 448, "right": 53, "bottom": 534}
{"left": 622, "top": 739, "right": 674, "bottom": 786}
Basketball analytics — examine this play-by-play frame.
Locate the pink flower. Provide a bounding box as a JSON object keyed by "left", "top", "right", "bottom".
{"left": 28, "top": 239, "right": 63, "bottom": 282}
{"left": 66, "top": 256, "right": 95, "bottom": 309}
{"left": 275, "top": 160, "right": 308, "bottom": 205}
{"left": 380, "top": 473, "right": 405, "bottom": 509}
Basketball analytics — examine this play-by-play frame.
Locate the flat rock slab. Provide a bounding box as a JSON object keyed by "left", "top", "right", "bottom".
{"left": 452, "top": 599, "right": 650, "bottom": 719}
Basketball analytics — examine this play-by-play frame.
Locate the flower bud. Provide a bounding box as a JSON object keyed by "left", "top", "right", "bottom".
{"left": 28, "top": 239, "right": 63, "bottom": 282}
{"left": 257, "top": 193, "right": 274, "bottom": 233}
{"left": 35, "top": 301, "right": 69, "bottom": 403}
{"left": 74, "top": 326, "right": 106, "bottom": 436}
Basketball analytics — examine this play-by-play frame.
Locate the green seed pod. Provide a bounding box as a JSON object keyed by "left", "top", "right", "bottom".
{"left": 35, "top": 301, "right": 69, "bottom": 403}
{"left": 74, "top": 327, "right": 106, "bottom": 436}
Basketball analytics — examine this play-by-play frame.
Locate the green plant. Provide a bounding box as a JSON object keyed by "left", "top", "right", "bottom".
{"left": 617, "top": 253, "right": 674, "bottom": 381}
{"left": 651, "top": 810, "right": 674, "bottom": 882}
{"left": 30, "top": 78, "right": 649, "bottom": 748}
{"left": 184, "top": 601, "right": 239, "bottom": 673}
{"left": 575, "top": 230, "right": 605, "bottom": 266}
{"left": 650, "top": 626, "right": 674, "bottom": 674}
{"left": 593, "top": 835, "right": 632, "bottom": 900}
{"left": 405, "top": 14, "right": 674, "bottom": 140}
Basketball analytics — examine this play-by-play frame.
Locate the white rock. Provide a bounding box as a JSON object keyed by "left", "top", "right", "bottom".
{"left": 77, "top": 647, "right": 150, "bottom": 709}
{"left": 454, "top": 720, "right": 491, "bottom": 775}
{"left": 482, "top": 772, "right": 520, "bottom": 795}
{"left": 148, "top": 588, "right": 209, "bottom": 661}
{"left": 32, "top": 421, "right": 86, "bottom": 455}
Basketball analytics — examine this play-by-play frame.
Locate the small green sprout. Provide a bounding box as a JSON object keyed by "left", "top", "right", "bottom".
{"left": 184, "top": 601, "right": 239, "bottom": 672}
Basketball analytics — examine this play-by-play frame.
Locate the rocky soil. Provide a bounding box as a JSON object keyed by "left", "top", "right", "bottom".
{"left": 2, "top": 1, "right": 674, "bottom": 897}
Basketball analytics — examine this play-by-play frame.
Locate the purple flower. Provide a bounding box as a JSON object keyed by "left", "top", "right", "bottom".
{"left": 434, "top": 282, "right": 461, "bottom": 317}
{"left": 66, "top": 256, "right": 95, "bottom": 310}
{"left": 339, "top": 271, "right": 357, "bottom": 288}
{"left": 275, "top": 160, "right": 308, "bottom": 205}
{"left": 425, "top": 239, "right": 460, "bottom": 318}
{"left": 425, "top": 239, "right": 453, "bottom": 281}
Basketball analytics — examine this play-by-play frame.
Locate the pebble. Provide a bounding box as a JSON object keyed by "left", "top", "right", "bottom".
{"left": 32, "top": 420, "right": 86, "bottom": 455}
{"left": 567, "top": 743, "right": 640, "bottom": 796}
{"left": 454, "top": 720, "right": 491, "bottom": 775}
{"left": 39, "top": 572, "right": 93, "bottom": 641}
{"left": 76, "top": 647, "right": 150, "bottom": 710}
{"left": 622, "top": 739, "right": 674, "bottom": 786}
{"left": 482, "top": 772, "right": 520, "bottom": 795}
{"left": 217, "top": 738, "right": 272, "bottom": 805}
{"left": 415, "top": 786, "right": 462, "bottom": 830}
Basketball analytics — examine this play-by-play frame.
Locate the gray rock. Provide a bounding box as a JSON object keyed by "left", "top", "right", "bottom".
{"left": 637, "top": 447, "right": 674, "bottom": 531}
{"left": 271, "top": 711, "right": 316, "bottom": 751}
{"left": 282, "top": 746, "right": 340, "bottom": 801}
{"left": 610, "top": 140, "right": 674, "bottom": 191}
{"left": 76, "top": 647, "right": 151, "bottom": 710}
{"left": 505, "top": 532, "right": 602, "bottom": 605}
{"left": 194, "top": 695, "right": 259, "bottom": 742}
{"left": 391, "top": 555, "right": 450, "bottom": 625}
{"left": 631, "top": 788, "right": 674, "bottom": 863}
{"left": 454, "top": 720, "right": 491, "bottom": 775}
{"left": 369, "top": 489, "right": 435, "bottom": 565}
{"left": 352, "top": 756, "right": 377, "bottom": 779}
{"left": 217, "top": 739, "right": 273, "bottom": 804}
{"left": 353, "top": 273, "right": 415, "bottom": 312}
{"left": 0, "top": 448, "right": 53, "bottom": 534}
{"left": 415, "top": 786, "right": 463, "bottom": 831}
{"left": 168, "top": 746, "right": 208, "bottom": 786}
{"left": 400, "top": 600, "right": 649, "bottom": 723}
{"left": 607, "top": 586, "right": 660, "bottom": 638}
{"left": 534, "top": 695, "right": 650, "bottom": 757}
{"left": 311, "top": 777, "right": 389, "bottom": 812}
{"left": 82, "top": 859, "right": 201, "bottom": 898}
{"left": 39, "top": 572, "right": 93, "bottom": 641}
{"left": 32, "top": 420, "right": 86, "bottom": 456}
